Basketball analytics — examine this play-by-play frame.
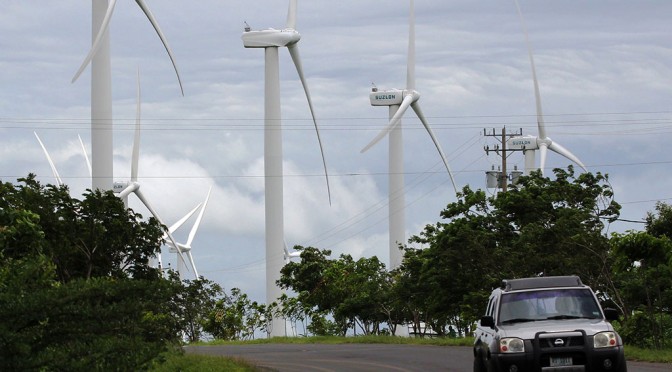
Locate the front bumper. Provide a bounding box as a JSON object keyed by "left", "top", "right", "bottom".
{"left": 489, "top": 331, "right": 626, "bottom": 371}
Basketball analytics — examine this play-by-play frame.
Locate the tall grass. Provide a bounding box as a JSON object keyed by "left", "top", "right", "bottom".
{"left": 150, "top": 351, "right": 257, "bottom": 372}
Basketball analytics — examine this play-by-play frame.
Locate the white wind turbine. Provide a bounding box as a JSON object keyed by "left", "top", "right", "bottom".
{"left": 114, "top": 71, "right": 190, "bottom": 274}
{"left": 242, "top": 0, "right": 330, "bottom": 337}
{"left": 165, "top": 187, "right": 212, "bottom": 280}
{"left": 362, "top": 0, "right": 458, "bottom": 271}
{"left": 506, "top": 0, "right": 587, "bottom": 176}
{"left": 34, "top": 73, "right": 190, "bottom": 273}
{"left": 72, "top": 0, "right": 183, "bottom": 192}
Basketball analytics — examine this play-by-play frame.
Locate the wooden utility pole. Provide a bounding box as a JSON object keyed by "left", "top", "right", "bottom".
{"left": 484, "top": 127, "right": 524, "bottom": 192}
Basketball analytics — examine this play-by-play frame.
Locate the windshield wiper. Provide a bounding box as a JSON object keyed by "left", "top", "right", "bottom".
{"left": 501, "top": 318, "right": 537, "bottom": 324}
{"left": 545, "top": 315, "right": 597, "bottom": 320}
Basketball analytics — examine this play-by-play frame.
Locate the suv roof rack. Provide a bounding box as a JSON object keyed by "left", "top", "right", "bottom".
{"left": 501, "top": 276, "right": 583, "bottom": 291}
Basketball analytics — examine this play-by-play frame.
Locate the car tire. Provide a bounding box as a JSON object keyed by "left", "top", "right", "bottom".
{"left": 473, "top": 355, "right": 487, "bottom": 372}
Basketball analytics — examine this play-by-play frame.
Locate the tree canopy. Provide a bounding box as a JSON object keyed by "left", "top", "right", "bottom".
{"left": 0, "top": 175, "right": 217, "bottom": 370}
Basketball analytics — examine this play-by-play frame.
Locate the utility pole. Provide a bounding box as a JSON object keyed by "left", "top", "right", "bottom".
{"left": 484, "top": 127, "right": 524, "bottom": 192}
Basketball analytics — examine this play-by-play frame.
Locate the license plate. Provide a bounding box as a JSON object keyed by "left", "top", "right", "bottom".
{"left": 550, "top": 356, "right": 573, "bottom": 367}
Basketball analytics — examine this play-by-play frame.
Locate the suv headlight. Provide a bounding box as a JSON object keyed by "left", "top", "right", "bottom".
{"left": 500, "top": 338, "right": 525, "bottom": 353}
{"left": 594, "top": 332, "right": 618, "bottom": 348}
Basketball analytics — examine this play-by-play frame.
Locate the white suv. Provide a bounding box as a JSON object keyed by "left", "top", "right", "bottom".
{"left": 473, "top": 276, "right": 626, "bottom": 372}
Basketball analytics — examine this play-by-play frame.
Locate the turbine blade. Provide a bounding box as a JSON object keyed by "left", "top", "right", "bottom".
{"left": 78, "top": 134, "right": 92, "bottom": 177}
{"left": 361, "top": 94, "right": 413, "bottom": 153}
{"left": 186, "top": 251, "right": 199, "bottom": 279}
{"left": 288, "top": 44, "right": 332, "bottom": 204}
{"left": 410, "top": 102, "right": 458, "bottom": 194}
{"left": 513, "top": 0, "right": 547, "bottom": 140}
{"left": 407, "top": 0, "right": 416, "bottom": 90}
{"left": 135, "top": 188, "right": 190, "bottom": 271}
{"left": 34, "top": 132, "right": 63, "bottom": 186}
{"left": 548, "top": 141, "right": 588, "bottom": 172}
{"left": 186, "top": 187, "right": 212, "bottom": 246}
{"left": 286, "top": 0, "right": 298, "bottom": 29}
{"left": 131, "top": 68, "right": 141, "bottom": 182}
{"left": 135, "top": 0, "right": 184, "bottom": 96}
{"left": 72, "top": 0, "right": 118, "bottom": 83}
{"left": 167, "top": 203, "right": 202, "bottom": 234}
{"left": 539, "top": 142, "right": 549, "bottom": 175}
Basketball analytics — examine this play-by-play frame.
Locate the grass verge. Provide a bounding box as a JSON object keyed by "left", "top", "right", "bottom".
{"left": 150, "top": 351, "right": 257, "bottom": 372}
{"left": 624, "top": 345, "right": 672, "bottom": 364}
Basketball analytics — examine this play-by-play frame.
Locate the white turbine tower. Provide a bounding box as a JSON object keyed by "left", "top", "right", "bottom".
{"left": 506, "top": 0, "right": 587, "bottom": 176}
{"left": 72, "top": 0, "right": 183, "bottom": 192}
{"left": 362, "top": 0, "right": 458, "bottom": 271}
{"left": 242, "top": 0, "right": 330, "bottom": 337}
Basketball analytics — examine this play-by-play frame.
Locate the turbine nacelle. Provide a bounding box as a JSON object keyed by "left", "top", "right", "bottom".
{"left": 114, "top": 181, "right": 139, "bottom": 198}
{"left": 168, "top": 243, "right": 191, "bottom": 254}
{"left": 242, "top": 28, "right": 301, "bottom": 48}
{"left": 506, "top": 135, "right": 540, "bottom": 151}
{"left": 370, "top": 88, "right": 403, "bottom": 106}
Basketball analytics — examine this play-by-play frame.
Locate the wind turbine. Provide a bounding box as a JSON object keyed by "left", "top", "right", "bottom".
{"left": 166, "top": 187, "right": 212, "bottom": 280}
{"left": 506, "top": 0, "right": 587, "bottom": 175}
{"left": 72, "top": 0, "right": 183, "bottom": 192}
{"left": 362, "top": 0, "right": 457, "bottom": 271}
{"left": 241, "top": 0, "right": 330, "bottom": 337}
{"left": 114, "top": 70, "right": 189, "bottom": 274}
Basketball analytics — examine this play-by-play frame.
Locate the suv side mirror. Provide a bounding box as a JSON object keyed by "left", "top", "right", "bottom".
{"left": 603, "top": 308, "right": 619, "bottom": 322}
{"left": 480, "top": 316, "right": 495, "bottom": 328}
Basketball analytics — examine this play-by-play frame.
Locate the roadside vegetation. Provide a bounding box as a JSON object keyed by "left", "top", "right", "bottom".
{"left": 3, "top": 167, "right": 672, "bottom": 369}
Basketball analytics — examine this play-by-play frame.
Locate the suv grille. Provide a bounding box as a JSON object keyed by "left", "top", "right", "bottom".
{"left": 539, "top": 334, "right": 585, "bottom": 349}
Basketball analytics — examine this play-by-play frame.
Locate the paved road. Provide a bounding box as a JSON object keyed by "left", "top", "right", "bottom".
{"left": 186, "top": 344, "right": 670, "bottom": 372}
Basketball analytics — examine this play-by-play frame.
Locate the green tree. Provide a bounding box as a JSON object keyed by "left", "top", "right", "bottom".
{"left": 0, "top": 175, "right": 186, "bottom": 370}
{"left": 173, "top": 276, "right": 224, "bottom": 342}
{"left": 407, "top": 168, "right": 620, "bottom": 332}
{"left": 203, "top": 288, "right": 266, "bottom": 340}
{"left": 609, "top": 202, "right": 672, "bottom": 348}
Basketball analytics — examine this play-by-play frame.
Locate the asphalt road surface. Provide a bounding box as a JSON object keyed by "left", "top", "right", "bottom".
{"left": 185, "top": 344, "right": 670, "bottom": 371}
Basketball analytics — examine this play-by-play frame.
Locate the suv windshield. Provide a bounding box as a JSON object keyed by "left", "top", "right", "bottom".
{"left": 499, "top": 288, "right": 602, "bottom": 324}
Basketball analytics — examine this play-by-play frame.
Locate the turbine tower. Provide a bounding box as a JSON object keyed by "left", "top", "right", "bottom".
{"left": 362, "top": 0, "right": 458, "bottom": 270}
{"left": 506, "top": 0, "right": 587, "bottom": 175}
{"left": 242, "top": 0, "right": 330, "bottom": 337}
{"left": 72, "top": 0, "right": 183, "bottom": 191}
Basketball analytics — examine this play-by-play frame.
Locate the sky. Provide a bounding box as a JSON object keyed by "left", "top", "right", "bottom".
{"left": 1, "top": 0, "right": 671, "bottom": 303}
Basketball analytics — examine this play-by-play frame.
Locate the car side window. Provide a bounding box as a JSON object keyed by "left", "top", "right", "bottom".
{"left": 485, "top": 297, "right": 493, "bottom": 316}
{"left": 486, "top": 295, "right": 497, "bottom": 317}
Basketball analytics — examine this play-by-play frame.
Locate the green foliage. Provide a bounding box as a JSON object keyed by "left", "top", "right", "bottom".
{"left": 0, "top": 275, "right": 185, "bottom": 370}
{"left": 274, "top": 168, "right": 625, "bottom": 339}
{"left": 174, "top": 277, "right": 224, "bottom": 343}
{"left": 278, "top": 246, "right": 392, "bottom": 336}
{"left": 0, "top": 175, "right": 210, "bottom": 370}
{"left": 203, "top": 288, "right": 268, "bottom": 340}
{"left": 150, "top": 350, "right": 257, "bottom": 371}
{"left": 608, "top": 202, "right": 672, "bottom": 348}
